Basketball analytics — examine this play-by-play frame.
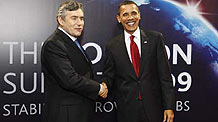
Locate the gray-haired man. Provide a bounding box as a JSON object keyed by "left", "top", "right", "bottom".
{"left": 41, "top": 1, "right": 108, "bottom": 122}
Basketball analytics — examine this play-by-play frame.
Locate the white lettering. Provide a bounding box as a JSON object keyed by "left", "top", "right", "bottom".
{"left": 3, "top": 104, "right": 10, "bottom": 116}
{"left": 19, "top": 104, "right": 28, "bottom": 115}
{"left": 83, "top": 42, "right": 102, "bottom": 64}
{"left": 21, "top": 42, "right": 37, "bottom": 64}
{"left": 95, "top": 102, "right": 102, "bottom": 112}
{"left": 103, "top": 102, "right": 114, "bottom": 113}
{"left": 30, "top": 104, "right": 37, "bottom": 115}
{"left": 20, "top": 73, "right": 37, "bottom": 94}
{"left": 3, "top": 73, "right": 16, "bottom": 94}
{"left": 173, "top": 44, "right": 192, "bottom": 65}
{"left": 178, "top": 72, "right": 192, "bottom": 92}
{"left": 3, "top": 42, "right": 19, "bottom": 64}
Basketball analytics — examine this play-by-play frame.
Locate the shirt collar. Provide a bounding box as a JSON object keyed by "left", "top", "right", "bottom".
{"left": 58, "top": 27, "right": 77, "bottom": 42}
{"left": 124, "top": 27, "right": 140, "bottom": 41}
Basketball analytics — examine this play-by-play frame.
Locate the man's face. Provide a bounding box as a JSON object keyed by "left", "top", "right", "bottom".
{"left": 117, "top": 4, "right": 141, "bottom": 35}
{"left": 58, "top": 8, "right": 84, "bottom": 37}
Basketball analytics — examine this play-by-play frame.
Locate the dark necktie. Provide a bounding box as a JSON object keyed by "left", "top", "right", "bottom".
{"left": 130, "top": 35, "right": 142, "bottom": 100}
{"left": 74, "top": 39, "right": 88, "bottom": 60}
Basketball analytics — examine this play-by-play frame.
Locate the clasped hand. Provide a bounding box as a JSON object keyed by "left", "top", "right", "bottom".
{"left": 99, "top": 82, "right": 108, "bottom": 99}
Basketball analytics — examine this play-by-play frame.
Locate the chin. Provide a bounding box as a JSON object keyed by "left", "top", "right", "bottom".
{"left": 126, "top": 29, "right": 137, "bottom": 33}
{"left": 126, "top": 27, "right": 137, "bottom": 31}
{"left": 73, "top": 33, "right": 82, "bottom": 37}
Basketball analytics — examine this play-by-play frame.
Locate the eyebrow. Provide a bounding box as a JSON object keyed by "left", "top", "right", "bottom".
{"left": 71, "top": 15, "right": 84, "bottom": 17}
{"left": 122, "top": 10, "right": 138, "bottom": 14}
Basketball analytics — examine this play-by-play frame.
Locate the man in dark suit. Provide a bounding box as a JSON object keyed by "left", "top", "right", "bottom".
{"left": 102, "top": 1, "right": 175, "bottom": 122}
{"left": 41, "top": 1, "right": 108, "bottom": 122}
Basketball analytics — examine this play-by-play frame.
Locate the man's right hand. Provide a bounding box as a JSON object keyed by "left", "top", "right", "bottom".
{"left": 99, "top": 82, "right": 108, "bottom": 99}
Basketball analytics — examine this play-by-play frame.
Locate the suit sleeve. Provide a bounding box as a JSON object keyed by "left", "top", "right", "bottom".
{"left": 156, "top": 34, "right": 175, "bottom": 110}
{"left": 101, "top": 43, "right": 115, "bottom": 90}
{"left": 42, "top": 40, "right": 100, "bottom": 100}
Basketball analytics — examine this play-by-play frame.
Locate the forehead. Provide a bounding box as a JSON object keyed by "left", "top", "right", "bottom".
{"left": 65, "top": 8, "right": 84, "bottom": 17}
{"left": 119, "top": 4, "right": 139, "bottom": 14}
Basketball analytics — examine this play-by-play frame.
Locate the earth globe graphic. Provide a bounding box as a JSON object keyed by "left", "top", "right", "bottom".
{"left": 135, "top": 0, "right": 218, "bottom": 73}
{"left": 83, "top": 0, "right": 218, "bottom": 121}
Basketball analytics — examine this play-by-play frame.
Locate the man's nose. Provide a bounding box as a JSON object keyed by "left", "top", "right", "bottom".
{"left": 77, "top": 18, "right": 84, "bottom": 25}
{"left": 127, "top": 15, "right": 134, "bottom": 20}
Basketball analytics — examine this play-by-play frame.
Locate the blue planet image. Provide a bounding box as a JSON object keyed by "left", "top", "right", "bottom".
{"left": 136, "top": 0, "right": 218, "bottom": 74}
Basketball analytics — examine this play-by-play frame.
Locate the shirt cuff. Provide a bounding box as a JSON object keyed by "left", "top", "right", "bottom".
{"left": 98, "top": 84, "right": 103, "bottom": 95}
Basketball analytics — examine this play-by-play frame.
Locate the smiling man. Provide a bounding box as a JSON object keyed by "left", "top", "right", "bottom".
{"left": 41, "top": 1, "right": 108, "bottom": 122}
{"left": 102, "top": 1, "right": 175, "bottom": 122}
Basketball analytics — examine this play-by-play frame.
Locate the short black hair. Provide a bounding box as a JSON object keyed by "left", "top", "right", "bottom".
{"left": 117, "top": 0, "right": 139, "bottom": 15}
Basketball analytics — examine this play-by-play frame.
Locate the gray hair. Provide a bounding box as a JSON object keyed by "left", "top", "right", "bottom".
{"left": 57, "top": 1, "right": 83, "bottom": 20}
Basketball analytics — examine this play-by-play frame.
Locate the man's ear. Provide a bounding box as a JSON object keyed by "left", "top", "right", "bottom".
{"left": 116, "top": 15, "right": 121, "bottom": 23}
{"left": 139, "top": 12, "right": 141, "bottom": 20}
{"left": 57, "top": 16, "right": 64, "bottom": 26}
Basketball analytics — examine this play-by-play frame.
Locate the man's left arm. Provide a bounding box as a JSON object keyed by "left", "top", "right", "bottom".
{"left": 156, "top": 33, "right": 175, "bottom": 122}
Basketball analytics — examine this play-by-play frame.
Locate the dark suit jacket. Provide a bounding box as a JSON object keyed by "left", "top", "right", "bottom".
{"left": 103, "top": 29, "right": 175, "bottom": 122}
{"left": 41, "top": 29, "right": 100, "bottom": 122}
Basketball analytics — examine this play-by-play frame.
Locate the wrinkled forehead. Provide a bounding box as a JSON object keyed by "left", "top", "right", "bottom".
{"left": 65, "top": 9, "right": 84, "bottom": 17}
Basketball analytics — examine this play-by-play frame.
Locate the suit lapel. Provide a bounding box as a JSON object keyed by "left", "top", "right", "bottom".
{"left": 138, "top": 30, "right": 150, "bottom": 78}
{"left": 119, "top": 33, "right": 139, "bottom": 80}
{"left": 56, "top": 29, "right": 92, "bottom": 67}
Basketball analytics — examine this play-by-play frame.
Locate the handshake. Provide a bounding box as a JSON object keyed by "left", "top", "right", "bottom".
{"left": 98, "top": 82, "right": 108, "bottom": 99}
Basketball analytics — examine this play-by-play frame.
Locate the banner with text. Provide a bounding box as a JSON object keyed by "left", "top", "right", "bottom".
{"left": 0, "top": 0, "right": 217, "bottom": 122}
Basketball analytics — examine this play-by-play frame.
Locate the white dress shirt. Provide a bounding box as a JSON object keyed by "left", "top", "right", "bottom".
{"left": 58, "top": 27, "right": 77, "bottom": 42}
{"left": 124, "top": 27, "right": 141, "bottom": 62}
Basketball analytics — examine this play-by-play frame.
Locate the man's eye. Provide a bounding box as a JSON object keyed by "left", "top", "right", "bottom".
{"left": 123, "top": 13, "right": 128, "bottom": 17}
{"left": 132, "top": 11, "right": 138, "bottom": 15}
{"left": 71, "top": 17, "right": 78, "bottom": 20}
{"left": 80, "top": 17, "right": 84, "bottom": 21}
